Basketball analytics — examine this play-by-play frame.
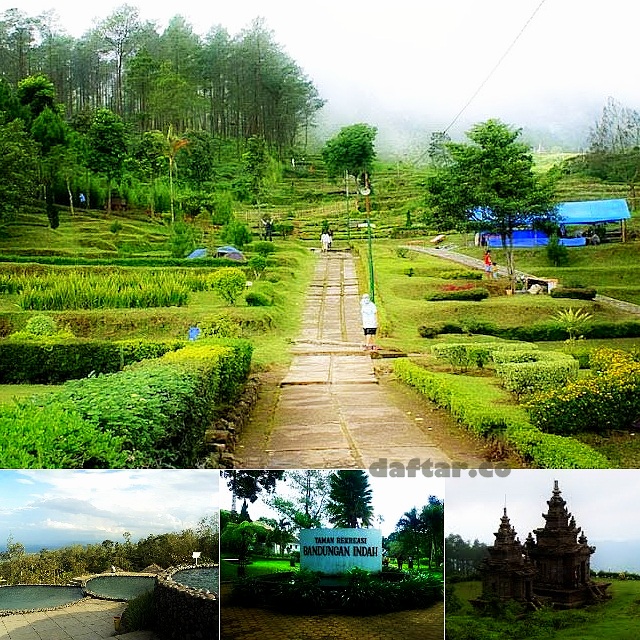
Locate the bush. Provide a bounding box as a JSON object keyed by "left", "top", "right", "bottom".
{"left": 0, "top": 338, "right": 182, "bottom": 384}
{"left": 221, "top": 219, "right": 252, "bottom": 248}
{"left": 24, "top": 314, "right": 58, "bottom": 336}
{"left": 550, "top": 287, "right": 597, "bottom": 300}
{"left": 245, "top": 291, "right": 272, "bottom": 307}
{"left": 122, "top": 590, "right": 156, "bottom": 632}
{"left": 0, "top": 402, "right": 127, "bottom": 468}
{"left": 526, "top": 348, "right": 640, "bottom": 435}
{"left": 393, "top": 358, "right": 608, "bottom": 468}
{"left": 248, "top": 255, "right": 267, "bottom": 280}
{"left": 495, "top": 354, "right": 579, "bottom": 398}
{"left": 15, "top": 339, "right": 252, "bottom": 467}
{"left": 209, "top": 267, "right": 247, "bottom": 305}
{"left": 251, "top": 241, "right": 277, "bottom": 257}
{"left": 426, "top": 287, "right": 490, "bottom": 301}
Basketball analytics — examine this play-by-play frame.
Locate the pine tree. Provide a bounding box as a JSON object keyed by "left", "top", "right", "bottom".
{"left": 326, "top": 470, "right": 373, "bottom": 528}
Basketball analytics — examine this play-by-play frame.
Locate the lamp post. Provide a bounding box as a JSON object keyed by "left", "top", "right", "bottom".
{"left": 360, "top": 173, "right": 375, "bottom": 302}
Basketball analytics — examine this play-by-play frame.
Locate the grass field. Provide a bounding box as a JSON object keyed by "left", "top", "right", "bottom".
{"left": 447, "top": 579, "right": 640, "bottom": 640}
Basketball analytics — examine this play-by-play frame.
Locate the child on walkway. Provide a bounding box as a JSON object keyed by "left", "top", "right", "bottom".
{"left": 360, "top": 293, "right": 378, "bottom": 350}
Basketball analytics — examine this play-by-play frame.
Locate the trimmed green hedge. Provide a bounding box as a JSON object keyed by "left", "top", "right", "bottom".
{"left": 494, "top": 352, "right": 579, "bottom": 398}
{"left": 2, "top": 338, "right": 252, "bottom": 468}
{"left": 393, "top": 358, "right": 609, "bottom": 469}
{"left": 419, "top": 319, "right": 640, "bottom": 341}
{"left": 550, "top": 287, "right": 597, "bottom": 300}
{"left": 0, "top": 338, "right": 184, "bottom": 384}
{"left": 426, "top": 287, "right": 490, "bottom": 302}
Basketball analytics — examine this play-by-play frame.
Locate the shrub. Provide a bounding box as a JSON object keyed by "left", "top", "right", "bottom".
{"left": 221, "top": 219, "right": 252, "bottom": 248}
{"left": 199, "top": 315, "right": 241, "bottom": 338}
{"left": 393, "top": 358, "right": 607, "bottom": 468}
{"left": 426, "top": 287, "right": 489, "bottom": 301}
{"left": 121, "top": 590, "right": 155, "bottom": 632}
{"left": 252, "top": 241, "right": 277, "bottom": 256}
{"left": 245, "top": 291, "right": 272, "bottom": 307}
{"left": 248, "top": 255, "right": 267, "bottom": 279}
{"left": 495, "top": 354, "right": 580, "bottom": 398}
{"left": 430, "top": 343, "right": 499, "bottom": 370}
{"left": 24, "top": 314, "right": 58, "bottom": 336}
{"left": 550, "top": 287, "right": 597, "bottom": 300}
{"left": 546, "top": 233, "right": 569, "bottom": 266}
{"left": 526, "top": 348, "right": 640, "bottom": 434}
{"left": 209, "top": 267, "right": 246, "bottom": 305}
{"left": 0, "top": 402, "right": 127, "bottom": 468}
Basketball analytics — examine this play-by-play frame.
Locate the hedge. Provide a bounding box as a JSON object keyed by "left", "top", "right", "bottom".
{"left": 0, "top": 338, "right": 184, "bottom": 384}
{"left": 392, "top": 358, "right": 609, "bottom": 469}
{"left": 494, "top": 352, "right": 579, "bottom": 398}
{"left": 418, "top": 319, "right": 640, "bottom": 341}
{"left": 550, "top": 287, "right": 597, "bottom": 300}
{"left": 425, "top": 287, "right": 489, "bottom": 302}
{"left": 430, "top": 342, "right": 540, "bottom": 371}
{"left": 0, "top": 402, "right": 128, "bottom": 468}
{"left": 4, "top": 338, "right": 253, "bottom": 468}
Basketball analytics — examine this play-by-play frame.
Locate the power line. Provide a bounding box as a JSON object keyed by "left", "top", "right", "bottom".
{"left": 443, "top": 0, "right": 549, "bottom": 134}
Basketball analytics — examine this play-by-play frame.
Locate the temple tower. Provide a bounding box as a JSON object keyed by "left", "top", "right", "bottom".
{"left": 477, "top": 507, "right": 536, "bottom": 603}
{"left": 524, "top": 480, "right": 610, "bottom": 608}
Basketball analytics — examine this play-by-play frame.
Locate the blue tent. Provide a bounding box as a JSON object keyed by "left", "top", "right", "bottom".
{"left": 186, "top": 248, "right": 207, "bottom": 259}
{"left": 556, "top": 199, "right": 630, "bottom": 224}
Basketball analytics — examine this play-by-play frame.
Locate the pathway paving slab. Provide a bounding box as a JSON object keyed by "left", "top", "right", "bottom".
{"left": 236, "top": 251, "right": 451, "bottom": 470}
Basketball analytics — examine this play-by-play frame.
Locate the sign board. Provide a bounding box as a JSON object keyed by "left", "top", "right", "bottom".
{"left": 299, "top": 528, "right": 383, "bottom": 574}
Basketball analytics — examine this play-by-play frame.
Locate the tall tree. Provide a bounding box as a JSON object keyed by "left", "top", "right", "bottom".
{"left": 0, "top": 119, "right": 39, "bottom": 221}
{"left": 322, "top": 123, "right": 377, "bottom": 188}
{"left": 222, "top": 470, "right": 285, "bottom": 512}
{"left": 266, "top": 470, "right": 332, "bottom": 531}
{"left": 326, "top": 470, "right": 374, "bottom": 528}
{"left": 425, "top": 118, "right": 557, "bottom": 289}
{"left": 86, "top": 107, "right": 127, "bottom": 213}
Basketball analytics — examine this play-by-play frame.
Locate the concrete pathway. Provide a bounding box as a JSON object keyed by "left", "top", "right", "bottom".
{"left": 0, "top": 597, "right": 158, "bottom": 640}
{"left": 236, "top": 251, "right": 451, "bottom": 469}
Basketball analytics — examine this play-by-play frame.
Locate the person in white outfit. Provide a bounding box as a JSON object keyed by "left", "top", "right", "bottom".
{"left": 320, "top": 231, "right": 331, "bottom": 252}
{"left": 360, "top": 293, "right": 378, "bottom": 350}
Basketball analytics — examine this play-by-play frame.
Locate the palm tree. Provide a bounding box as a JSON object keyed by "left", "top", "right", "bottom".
{"left": 165, "top": 124, "right": 188, "bottom": 223}
{"left": 326, "top": 470, "right": 373, "bottom": 528}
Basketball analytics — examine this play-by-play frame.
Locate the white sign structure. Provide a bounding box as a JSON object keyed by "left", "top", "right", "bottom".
{"left": 299, "top": 528, "right": 383, "bottom": 574}
{"left": 192, "top": 551, "right": 201, "bottom": 566}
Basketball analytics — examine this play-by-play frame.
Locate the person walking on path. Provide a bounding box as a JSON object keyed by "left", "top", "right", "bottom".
{"left": 483, "top": 249, "right": 493, "bottom": 279}
{"left": 320, "top": 231, "right": 331, "bottom": 252}
{"left": 360, "top": 293, "right": 378, "bottom": 350}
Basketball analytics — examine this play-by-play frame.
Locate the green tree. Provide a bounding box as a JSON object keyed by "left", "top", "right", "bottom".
{"left": 86, "top": 108, "right": 127, "bottom": 213}
{"left": 31, "top": 105, "right": 68, "bottom": 228}
{"left": 267, "top": 470, "right": 332, "bottom": 531}
{"left": 209, "top": 267, "right": 246, "bottom": 305}
{"left": 425, "top": 119, "right": 557, "bottom": 290}
{"left": 322, "top": 123, "right": 377, "bottom": 187}
{"left": 222, "top": 470, "right": 285, "bottom": 511}
{"left": 0, "top": 119, "right": 38, "bottom": 221}
{"left": 220, "top": 521, "right": 267, "bottom": 576}
{"left": 326, "top": 470, "right": 373, "bottom": 528}
{"left": 220, "top": 217, "right": 252, "bottom": 248}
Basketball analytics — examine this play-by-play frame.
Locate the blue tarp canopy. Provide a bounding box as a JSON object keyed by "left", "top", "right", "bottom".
{"left": 186, "top": 248, "right": 207, "bottom": 259}
{"left": 557, "top": 199, "right": 630, "bottom": 224}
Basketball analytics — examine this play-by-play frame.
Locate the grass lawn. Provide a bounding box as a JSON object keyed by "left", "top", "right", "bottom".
{"left": 447, "top": 579, "right": 640, "bottom": 640}
{"left": 0, "top": 384, "right": 58, "bottom": 405}
{"left": 220, "top": 556, "right": 295, "bottom": 581}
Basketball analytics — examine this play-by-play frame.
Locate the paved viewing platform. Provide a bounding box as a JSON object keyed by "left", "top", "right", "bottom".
{"left": 0, "top": 597, "right": 158, "bottom": 640}
{"left": 236, "top": 250, "right": 452, "bottom": 469}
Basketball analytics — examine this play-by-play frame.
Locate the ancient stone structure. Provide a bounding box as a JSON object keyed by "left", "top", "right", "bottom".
{"left": 477, "top": 508, "right": 536, "bottom": 603}
{"left": 477, "top": 481, "right": 610, "bottom": 609}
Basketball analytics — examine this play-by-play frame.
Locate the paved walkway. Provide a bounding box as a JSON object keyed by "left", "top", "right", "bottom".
{"left": 221, "top": 601, "right": 443, "bottom": 640}
{"left": 236, "top": 251, "right": 452, "bottom": 469}
{"left": 0, "top": 597, "right": 158, "bottom": 640}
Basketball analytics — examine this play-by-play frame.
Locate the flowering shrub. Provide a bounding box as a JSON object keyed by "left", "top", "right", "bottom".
{"left": 527, "top": 348, "right": 640, "bottom": 434}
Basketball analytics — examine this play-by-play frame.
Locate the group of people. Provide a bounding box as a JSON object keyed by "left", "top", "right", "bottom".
{"left": 320, "top": 229, "right": 333, "bottom": 252}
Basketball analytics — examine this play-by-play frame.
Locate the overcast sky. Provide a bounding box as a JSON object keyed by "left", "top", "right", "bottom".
{"left": 446, "top": 469, "right": 640, "bottom": 571}
{"left": 10, "top": 0, "right": 640, "bottom": 151}
{"left": 219, "top": 472, "right": 444, "bottom": 538}
{"left": 0, "top": 470, "right": 219, "bottom": 551}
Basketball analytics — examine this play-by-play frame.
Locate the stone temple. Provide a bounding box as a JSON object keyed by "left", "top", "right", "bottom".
{"left": 476, "top": 481, "right": 610, "bottom": 609}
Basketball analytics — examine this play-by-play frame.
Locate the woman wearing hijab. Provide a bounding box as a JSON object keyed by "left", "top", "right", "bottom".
{"left": 360, "top": 293, "right": 378, "bottom": 351}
